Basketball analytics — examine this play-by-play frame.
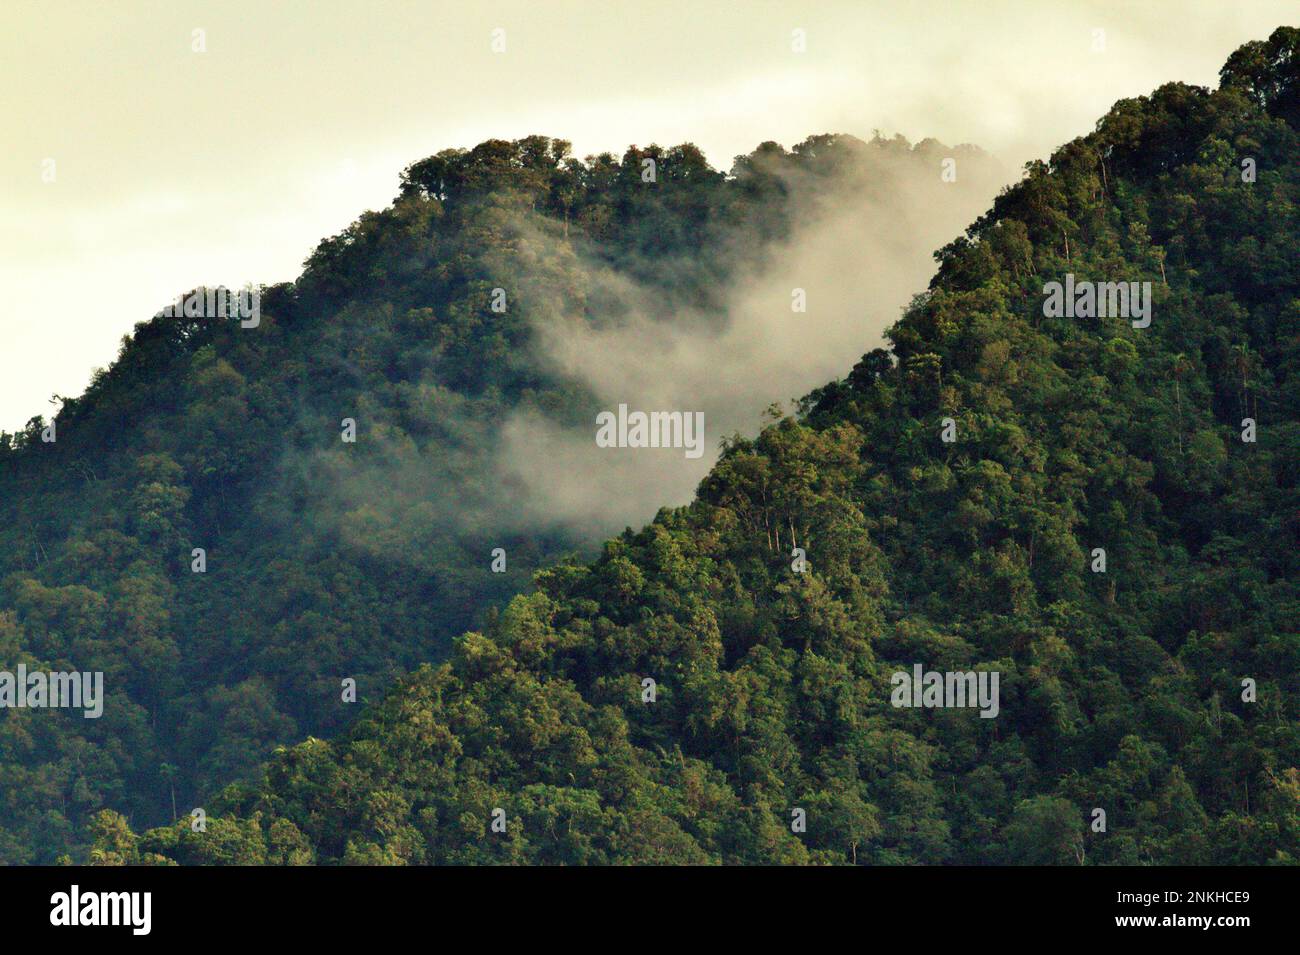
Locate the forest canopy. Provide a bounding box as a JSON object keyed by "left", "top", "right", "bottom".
{"left": 4, "top": 28, "right": 1299, "bottom": 866}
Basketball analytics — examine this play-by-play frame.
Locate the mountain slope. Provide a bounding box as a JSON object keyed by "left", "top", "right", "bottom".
{"left": 88, "top": 27, "right": 1300, "bottom": 866}
{"left": 0, "top": 133, "right": 1002, "bottom": 863}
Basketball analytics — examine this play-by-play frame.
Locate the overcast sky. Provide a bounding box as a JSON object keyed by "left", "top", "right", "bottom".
{"left": 1, "top": 0, "right": 1294, "bottom": 432}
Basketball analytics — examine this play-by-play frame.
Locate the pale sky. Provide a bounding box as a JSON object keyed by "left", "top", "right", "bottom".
{"left": 1, "top": 0, "right": 1294, "bottom": 432}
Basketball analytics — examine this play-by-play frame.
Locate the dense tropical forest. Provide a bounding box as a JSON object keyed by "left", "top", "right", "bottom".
{"left": 0, "top": 117, "right": 998, "bottom": 863}
{"left": 7, "top": 27, "right": 1300, "bottom": 866}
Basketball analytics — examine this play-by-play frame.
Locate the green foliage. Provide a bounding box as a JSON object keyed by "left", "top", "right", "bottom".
{"left": 0, "top": 131, "right": 989, "bottom": 862}
{"left": 20, "top": 29, "right": 1300, "bottom": 864}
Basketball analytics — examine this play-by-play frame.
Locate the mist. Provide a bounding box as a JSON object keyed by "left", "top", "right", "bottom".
{"left": 493, "top": 135, "right": 1008, "bottom": 537}
{"left": 313, "top": 134, "right": 1009, "bottom": 553}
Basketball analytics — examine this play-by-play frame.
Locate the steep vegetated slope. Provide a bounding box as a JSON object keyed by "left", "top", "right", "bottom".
{"left": 0, "top": 131, "right": 1000, "bottom": 863}
{"left": 88, "top": 28, "right": 1300, "bottom": 866}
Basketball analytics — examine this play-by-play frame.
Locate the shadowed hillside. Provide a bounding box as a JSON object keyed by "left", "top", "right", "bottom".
{"left": 84, "top": 27, "right": 1300, "bottom": 866}
{"left": 0, "top": 131, "right": 1006, "bottom": 863}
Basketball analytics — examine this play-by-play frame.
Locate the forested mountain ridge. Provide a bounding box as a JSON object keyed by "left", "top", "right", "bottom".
{"left": 0, "top": 120, "right": 1001, "bottom": 863}
{"left": 78, "top": 28, "right": 1300, "bottom": 866}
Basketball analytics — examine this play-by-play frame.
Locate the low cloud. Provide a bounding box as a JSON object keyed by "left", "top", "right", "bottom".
{"left": 492, "top": 136, "right": 1008, "bottom": 536}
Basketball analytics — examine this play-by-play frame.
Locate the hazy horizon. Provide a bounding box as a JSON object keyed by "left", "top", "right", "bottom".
{"left": 2, "top": 0, "right": 1295, "bottom": 431}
